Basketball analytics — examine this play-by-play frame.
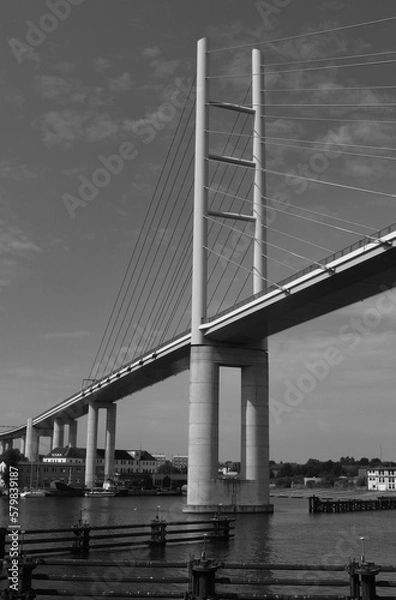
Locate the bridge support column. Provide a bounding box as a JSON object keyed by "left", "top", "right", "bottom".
{"left": 68, "top": 420, "right": 78, "bottom": 447}
{"left": 25, "top": 418, "right": 39, "bottom": 462}
{"left": 20, "top": 435, "right": 26, "bottom": 456}
{"left": 0, "top": 440, "right": 4, "bottom": 454}
{"left": 85, "top": 403, "right": 98, "bottom": 489}
{"left": 52, "top": 418, "right": 64, "bottom": 449}
{"left": 241, "top": 355, "right": 269, "bottom": 502}
{"left": 104, "top": 403, "right": 116, "bottom": 481}
{"left": 184, "top": 344, "right": 272, "bottom": 513}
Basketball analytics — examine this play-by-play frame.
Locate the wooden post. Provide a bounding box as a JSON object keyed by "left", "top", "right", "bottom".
{"left": 189, "top": 555, "right": 219, "bottom": 599}
{"left": 20, "top": 557, "right": 36, "bottom": 600}
{"left": 347, "top": 560, "right": 360, "bottom": 599}
{"left": 0, "top": 528, "right": 6, "bottom": 559}
{"left": 211, "top": 514, "right": 231, "bottom": 539}
{"left": 358, "top": 563, "right": 380, "bottom": 600}
{"left": 0, "top": 559, "right": 8, "bottom": 597}
{"left": 149, "top": 518, "right": 167, "bottom": 546}
{"left": 72, "top": 519, "right": 90, "bottom": 557}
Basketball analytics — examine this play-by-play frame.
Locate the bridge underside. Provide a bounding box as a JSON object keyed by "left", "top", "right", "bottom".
{"left": 204, "top": 244, "right": 396, "bottom": 343}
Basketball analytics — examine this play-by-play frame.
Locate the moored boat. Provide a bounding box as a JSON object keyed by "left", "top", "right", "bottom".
{"left": 20, "top": 489, "right": 47, "bottom": 498}
{"left": 84, "top": 488, "right": 116, "bottom": 497}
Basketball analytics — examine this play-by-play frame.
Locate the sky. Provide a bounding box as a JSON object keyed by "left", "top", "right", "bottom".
{"left": 1, "top": 0, "right": 396, "bottom": 464}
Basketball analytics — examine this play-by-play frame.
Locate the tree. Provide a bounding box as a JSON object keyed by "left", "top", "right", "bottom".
{"left": 156, "top": 461, "right": 181, "bottom": 475}
{"left": 278, "top": 463, "right": 295, "bottom": 478}
{"left": 0, "top": 449, "right": 24, "bottom": 487}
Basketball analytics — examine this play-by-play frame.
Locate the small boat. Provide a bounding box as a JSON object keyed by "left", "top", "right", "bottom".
{"left": 85, "top": 488, "right": 116, "bottom": 498}
{"left": 48, "top": 481, "right": 85, "bottom": 497}
{"left": 156, "top": 488, "right": 182, "bottom": 496}
{"left": 20, "top": 489, "right": 47, "bottom": 498}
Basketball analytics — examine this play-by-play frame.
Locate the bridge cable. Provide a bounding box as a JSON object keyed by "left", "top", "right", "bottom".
{"left": 91, "top": 79, "right": 196, "bottom": 379}
{"left": 107, "top": 95, "right": 197, "bottom": 373}
{"left": 209, "top": 15, "right": 396, "bottom": 54}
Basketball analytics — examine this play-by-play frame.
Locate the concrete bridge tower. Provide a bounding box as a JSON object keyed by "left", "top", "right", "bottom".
{"left": 184, "top": 38, "right": 273, "bottom": 513}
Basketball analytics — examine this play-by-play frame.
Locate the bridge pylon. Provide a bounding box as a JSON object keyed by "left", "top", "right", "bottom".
{"left": 184, "top": 38, "right": 273, "bottom": 513}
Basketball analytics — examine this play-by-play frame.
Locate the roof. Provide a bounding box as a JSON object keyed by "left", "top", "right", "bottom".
{"left": 45, "top": 446, "right": 156, "bottom": 461}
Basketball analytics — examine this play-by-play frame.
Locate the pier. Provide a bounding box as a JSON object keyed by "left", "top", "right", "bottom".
{"left": 309, "top": 494, "right": 396, "bottom": 513}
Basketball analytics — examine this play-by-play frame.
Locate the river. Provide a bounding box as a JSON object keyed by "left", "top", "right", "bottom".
{"left": 1, "top": 494, "right": 395, "bottom": 596}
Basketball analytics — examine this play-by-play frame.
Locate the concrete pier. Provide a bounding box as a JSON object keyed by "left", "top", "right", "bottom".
{"left": 25, "top": 418, "right": 39, "bottom": 462}
{"left": 68, "top": 419, "right": 78, "bottom": 447}
{"left": 104, "top": 403, "right": 116, "bottom": 480}
{"left": 52, "top": 418, "right": 64, "bottom": 449}
{"left": 85, "top": 403, "right": 98, "bottom": 489}
{"left": 184, "top": 344, "right": 272, "bottom": 513}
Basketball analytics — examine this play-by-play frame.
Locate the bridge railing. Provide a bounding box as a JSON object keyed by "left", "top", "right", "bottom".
{"left": 205, "top": 220, "right": 396, "bottom": 323}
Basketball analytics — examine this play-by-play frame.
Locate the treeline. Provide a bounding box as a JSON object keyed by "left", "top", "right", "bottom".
{"left": 271, "top": 456, "right": 394, "bottom": 487}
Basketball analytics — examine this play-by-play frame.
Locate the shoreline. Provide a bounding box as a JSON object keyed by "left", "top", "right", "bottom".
{"left": 270, "top": 487, "right": 396, "bottom": 500}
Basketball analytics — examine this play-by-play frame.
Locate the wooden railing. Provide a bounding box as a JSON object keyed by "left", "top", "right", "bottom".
{"left": 0, "top": 515, "right": 234, "bottom": 558}
{"left": 2, "top": 554, "right": 396, "bottom": 599}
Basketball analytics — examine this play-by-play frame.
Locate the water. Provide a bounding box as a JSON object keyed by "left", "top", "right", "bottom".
{"left": 2, "top": 495, "right": 395, "bottom": 596}
{"left": 3, "top": 495, "right": 394, "bottom": 564}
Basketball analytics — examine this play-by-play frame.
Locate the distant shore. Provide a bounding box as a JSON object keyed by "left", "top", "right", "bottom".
{"left": 270, "top": 487, "right": 396, "bottom": 500}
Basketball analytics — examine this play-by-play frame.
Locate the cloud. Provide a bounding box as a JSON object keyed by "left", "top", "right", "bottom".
{"left": 150, "top": 58, "right": 181, "bottom": 78}
{"left": 142, "top": 46, "right": 161, "bottom": 59}
{"left": 40, "top": 331, "right": 91, "bottom": 340}
{"left": 94, "top": 57, "right": 112, "bottom": 73}
{"left": 0, "top": 224, "right": 41, "bottom": 256}
{"left": 37, "top": 109, "right": 120, "bottom": 147}
{"left": 107, "top": 71, "right": 133, "bottom": 93}
{"left": 53, "top": 61, "right": 77, "bottom": 74}
{"left": 35, "top": 75, "right": 80, "bottom": 100}
{"left": 0, "top": 161, "right": 42, "bottom": 181}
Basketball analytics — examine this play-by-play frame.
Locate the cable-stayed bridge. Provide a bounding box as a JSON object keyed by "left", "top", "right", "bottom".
{"left": 2, "top": 23, "right": 396, "bottom": 512}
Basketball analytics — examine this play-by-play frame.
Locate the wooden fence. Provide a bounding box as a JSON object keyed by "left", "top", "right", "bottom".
{"left": 2, "top": 553, "right": 396, "bottom": 599}
{"left": 0, "top": 515, "right": 233, "bottom": 558}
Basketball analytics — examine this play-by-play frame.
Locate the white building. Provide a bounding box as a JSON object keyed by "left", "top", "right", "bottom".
{"left": 367, "top": 468, "right": 396, "bottom": 491}
{"left": 152, "top": 453, "right": 167, "bottom": 470}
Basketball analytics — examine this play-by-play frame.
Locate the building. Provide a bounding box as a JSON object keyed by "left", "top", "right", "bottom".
{"left": 367, "top": 467, "right": 396, "bottom": 491}
{"left": 127, "top": 450, "right": 157, "bottom": 473}
{"left": 152, "top": 453, "right": 167, "bottom": 470}
{"left": 172, "top": 455, "right": 188, "bottom": 472}
{"left": 303, "top": 476, "right": 323, "bottom": 487}
{"left": 16, "top": 446, "right": 158, "bottom": 489}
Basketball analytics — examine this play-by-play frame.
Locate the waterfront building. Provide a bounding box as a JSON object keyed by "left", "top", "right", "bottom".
{"left": 127, "top": 450, "right": 157, "bottom": 473}
{"left": 172, "top": 455, "right": 188, "bottom": 472}
{"left": 17, "top": 446, "right": 157, "bottom": 488}
{"left": 152, "top": 453, "right": 168, "bottom": 470}
{"left": 367, "top": 467, "right": 396, "bottom": 491}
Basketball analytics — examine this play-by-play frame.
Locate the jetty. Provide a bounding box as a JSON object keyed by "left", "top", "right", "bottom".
{"left": 309, "top": 494, "right": 396, "bottom": 513}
